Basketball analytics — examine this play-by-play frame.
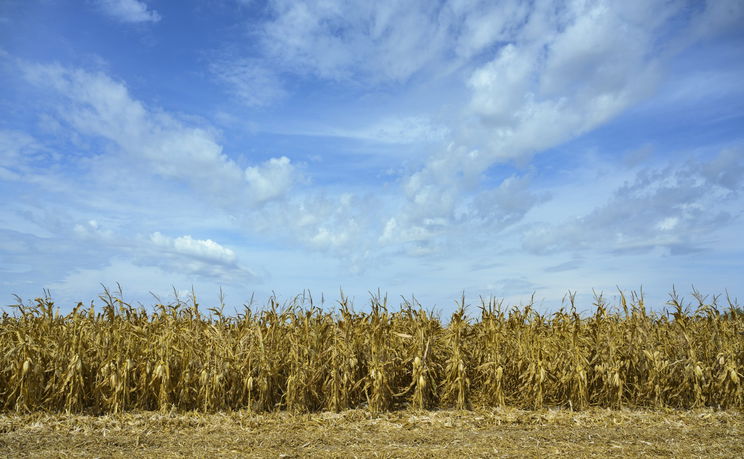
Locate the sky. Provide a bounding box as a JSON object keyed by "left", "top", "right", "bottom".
{"left": 1, "top": 0, "right": 743, "bottom": 315}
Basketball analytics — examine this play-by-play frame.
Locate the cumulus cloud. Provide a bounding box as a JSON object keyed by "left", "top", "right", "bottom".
{"left": 255, "top": 192, "right": 366, "bottom": 249}
{"left": 259, "top": 0, "right": 736, "bottom": 250}
{"left": 244, "top": 156, "right": 296, "bottom": 204}
{"left": 150, "top": 232, "right": 238, "bottom": 265}
{"left": 379, "top": 143, "right": 486, "bottom": 252}
{"left": 379, "top": 217, "right": 429, "bottom": 245}
{"left": 215, "top": 0, "right": 740, "bottom": 263}
{"left": 378, "top": 0, "right": 734, "bottom": 256}
{"left": 4, "top": 1, "right": 742, "bottom": 309}
{"left": 95, "top": 0, "right": 161, "bottom": 24}
{"left": 465, "top": 1, "right": 667, "bottom": 163}
{"left": 142, "top": 231, "right": 253, "bottom": 280}
{"left": 382, "top": 170, "right": 546, "bottom": 256}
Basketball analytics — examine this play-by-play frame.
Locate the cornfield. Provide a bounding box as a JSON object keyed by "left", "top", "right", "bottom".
{"left": 1, "top": 288, "right": 742, "bottom": 414}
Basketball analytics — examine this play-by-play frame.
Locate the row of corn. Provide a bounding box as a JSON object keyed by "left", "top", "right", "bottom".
{"left": 1, "top": 289, "right": 742, "bottom": 413}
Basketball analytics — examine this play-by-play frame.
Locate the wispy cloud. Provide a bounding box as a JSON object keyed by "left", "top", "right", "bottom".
{"left": 209, "top": 57, "right": 287, "bottom": 107}
{"left": 523, "top": 148, "right": 744, "bottom": 255}
{"left": 324, "top": 116, "right": 450, "bottom": 144}
{"left": 19, "top": 62, "right": 299, "bottom": 209}
{"left": 259, "top": 0, "right": 450, "bottom": 82}
{"left": 94, "top": 0, "right": 161, "bottom": 24}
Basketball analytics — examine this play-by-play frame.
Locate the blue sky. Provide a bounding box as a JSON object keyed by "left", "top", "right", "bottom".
{"left": 1, "top": 0, "right": 743, "bottom": 314}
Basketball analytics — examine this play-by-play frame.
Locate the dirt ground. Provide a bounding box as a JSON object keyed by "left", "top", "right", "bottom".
{"left": 1, "top": 407, "right": 741, "bottom": 458}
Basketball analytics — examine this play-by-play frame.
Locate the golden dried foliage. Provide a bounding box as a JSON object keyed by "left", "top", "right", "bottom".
{"left": 1, "top": 287, "right": 742, "bottom": 413}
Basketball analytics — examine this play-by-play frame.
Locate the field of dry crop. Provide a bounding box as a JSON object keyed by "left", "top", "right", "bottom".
{"left": 1, "top": 289, "right": 742, "bottom": 414}
{"left": 1, "top": 289, "right": 742, "bottom": 456}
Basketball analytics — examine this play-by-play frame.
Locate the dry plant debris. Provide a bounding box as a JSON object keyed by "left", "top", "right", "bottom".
{"left": 0, "top": 408, "right": 742, "bottom": 457}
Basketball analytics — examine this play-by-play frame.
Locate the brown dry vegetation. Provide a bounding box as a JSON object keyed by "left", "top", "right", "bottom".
{"left": 1, "top": 408, "right": 742, "bottom": 457}
{"left": 1, "top": 288, "right": 742, "bottom": 415}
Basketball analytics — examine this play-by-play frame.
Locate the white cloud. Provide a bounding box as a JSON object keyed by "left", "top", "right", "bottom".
{"left": 244, "top": 156, "right": 296, "bottom": 204}
{"left": 260, "top": 0, "right": 454, "bottom": 82}
{"left": 21, "top": 63, "right": 243, "bottom": 190}
{"left": 256, "top": 0, "right": 596, "bottom": 85}
{"left": 522, "top": 148, "right": 744, "bottom": 255}
{"left": 95, "top": 0, "right": 161, "bottom": 24}
{"left": 241, "top": 190, "right": 383, "bottom": 273}
{"left": 380, "top": 1, "right": 690, "bottom": 254}
{"left": 150, "top": 232, "right": 237, "bottom": 265}
{"left": 465, "top": 1, "right": 666, "bottom": 163}
{"left": 209, "top": 0, "right": 741, "bottom": 265}
{"left": 449, "top": 0, "right": 531, "bottom": 60}
{"left": 143, "top": 230, "right": 253, "bottom": 280}
{"left": 4, "top": 2, "right": 743, "bottom": 311}
{"left": 383, "top": 169, "right": 546, "bottom": 257}
{"left": 19, "top": 62, "right": 303, "bottom": 209}
{"left": 222, "top": 0, "right": 739, "bottom": 264}
{"left": 237, "top": 0, "right": 741, "bottom": 250}
{"left": 381, "top": 143, "right": 483, "bottom": 251}
{"left": 379, "top": 217, "right": 431, "bottom": 245}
